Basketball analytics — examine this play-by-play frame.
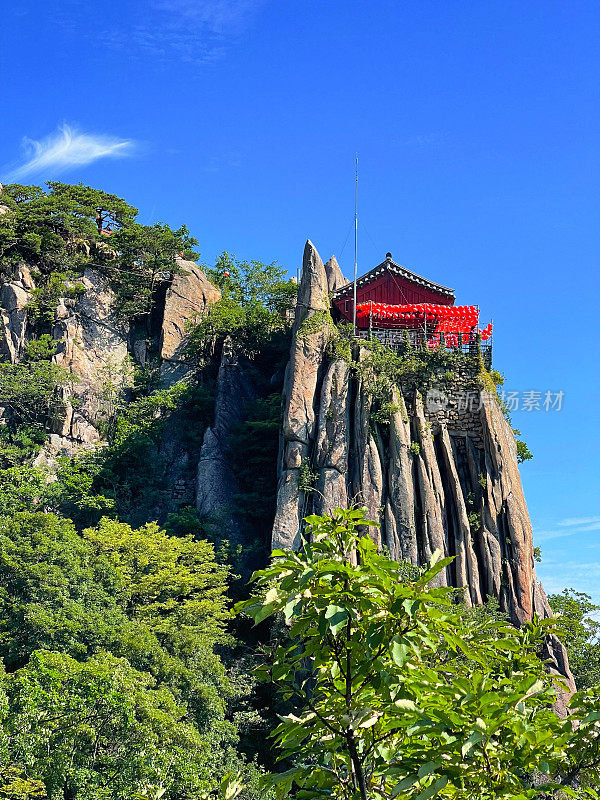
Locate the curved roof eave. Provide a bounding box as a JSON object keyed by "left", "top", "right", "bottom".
{"left": 332, "top": 257, "right": 454, "bottom": 299}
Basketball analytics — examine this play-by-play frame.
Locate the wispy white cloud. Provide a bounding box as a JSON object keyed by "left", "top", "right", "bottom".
{"left": 534, "top": 529, "right": 579, "bottom": 543}
{"left": 153, "top": 0, "right": 263, "bottom": 33}
{"left": 557, "top": 516, "right": 600, "bottom": 527}
{"left": 577, "top": 522, "right": 600, "bottom": 532}
{"left": 100, "top": 0, "right": 266, "bottom": 63}
{"left": 533, "top": 513, "right": 600, "bottom": 543}
{"left": 5, "top": 124, "right": 137, "bottom": 181}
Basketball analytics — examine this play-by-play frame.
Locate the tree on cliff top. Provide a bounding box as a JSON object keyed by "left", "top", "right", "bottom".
{"left": 0, "top": 182, "right": 136, "bottom": 271}
{"left": 205, "top": 252, "right": 296, "bottom": 317}
{"left": 239, "top": 508, "right": 600, "bottom": 799}
{"left": 0, "top": 182, "right": 200, "bottom": 328}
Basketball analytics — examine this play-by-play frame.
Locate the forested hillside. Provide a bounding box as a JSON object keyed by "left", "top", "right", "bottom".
{"left": 0, "top": 182, "right": 598, "bottom": 800}
{"left": 0, "top": 181, "right": 295, "bottom": 799}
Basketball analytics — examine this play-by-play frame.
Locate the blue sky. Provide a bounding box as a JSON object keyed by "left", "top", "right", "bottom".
{"left": 1, "top": 0, "right": 598, "bottom": 601}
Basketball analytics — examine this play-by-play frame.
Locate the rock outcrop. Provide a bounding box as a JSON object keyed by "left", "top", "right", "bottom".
{"left": 52, "top": 268, "right": 129, "bottom": 436}
{"left": 195, "top": 340, "right": 254, "bottom": 544}
{"left": 0, "top": 253, "right": 221, "bottom": 473}
{"left": 160, "top": 257, "right": 221, "bottom": 362}
{"left": 313, "top": 359, "right": 351, "bottom": 515}
{"left": 325, "top": 255, "right": 347, "bottom": 292}
{"left": 272, "top": 241, "right": 330, "bottom": 550}
{"left": 273, "top": 240, "right": 575, "bottom": 696}
{"left": 0, "top": 276, "right": 31, "bottom": 363}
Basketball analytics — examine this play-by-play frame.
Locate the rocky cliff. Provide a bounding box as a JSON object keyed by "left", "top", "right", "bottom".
{"left": 0, "top": 258, "right": 220, "bottom": 460}
{"left": 274, "top": 240, "right": 574, "bottom": 697}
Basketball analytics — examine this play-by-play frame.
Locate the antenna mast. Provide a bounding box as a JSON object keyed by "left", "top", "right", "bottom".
{"left": 353, "top": 155, "right": 358, "bottom": 333}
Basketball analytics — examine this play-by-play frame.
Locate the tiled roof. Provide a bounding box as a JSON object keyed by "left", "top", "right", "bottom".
{"left": 332, "top": 253, "right": 454, "bottom": 299}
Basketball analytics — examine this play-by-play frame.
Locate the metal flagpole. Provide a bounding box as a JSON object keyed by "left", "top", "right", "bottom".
{"left": 353, "top": 155, "right": 358, "bottom": 334}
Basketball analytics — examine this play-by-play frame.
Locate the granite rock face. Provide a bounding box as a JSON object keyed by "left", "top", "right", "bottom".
{"left": 272, "top": 240, "right": 575, "bottom": 697}
{"left": 0, "top": 280, "right": 30, "bottom": 363}
{"left": 195, "top": 340, "right": 254, "bottom": 544}
{"left": 160, "top": 257, "right": 221, "bottom": 362}
{"left": 313, "top": 359, "right": 351, "bottom": 516}
{"left": 0, "top": 254, "right": 226, "bottom": 512}
{"left": 324, "top": 255, "right": 347, "bottom": 292}
{"left": 52, "top": 268, "right": 129, "bottom": 439}
{"left": 384, "top": 391, "right": 417, "bottom": 563}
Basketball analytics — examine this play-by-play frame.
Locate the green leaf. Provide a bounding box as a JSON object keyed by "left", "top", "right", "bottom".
{"left": 417, "top": 761, "right": 438, "bottom": 779}
{"left": 391, "top": 774, "right": 419, "bottom": 796}
{"left": 416, "top": 775, "right": 448, "bottom": 800}
{"left": 253, "top": 602, "right": 278, "bottom": 624}
{"left": 391, "top": 637, "right": 410, "bottom": 666}
{"left": 461, "top": 730, "right": 484, "bottom": 757}
{"left": 324, "top": 604, "right": 348, "bottom": 636}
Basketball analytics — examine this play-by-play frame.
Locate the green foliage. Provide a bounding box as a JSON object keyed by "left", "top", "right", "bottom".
{"left": 330, "top": 330, "right": 404, "bottom": 410}
{"left": 188, "top": 253, "right": 295, "bottom": 359}
{"left": 82, "top": 517, "right": 231, "bottom": 656}
{"left": 0, "top": 182, "right": 201, "bottom": 331}
{"left": 298, "top": 458, "right": 317, "bottom": 494}
{"left": 0, "top": 511, "right": 125, "bottom": 669}
{"left": 228, "top": 394, "right": 281, "bottom": 537}
{"left": 0, "top": 425, "right": 48, "bottom": 468}
{"left": 409, "top": 441, "right": 421, "bottom": 456}
{"left": 42, "top": 181, "right": 137, "bottom": 231}
{"left": 205, "top": 253, "right": 296, "bottom": 317}
{"left": 93, "top": 354, "right": 135, "bottom": 438}
{"left": 297, "top": 309, "right": 333, "bottom": 342}
{"left": 548, "top": 589, "right": 600, "bottom": 690}
{"left": 0, "top": 510, "right": 229, "bottom": 676}
{"left": 23, "top": 334, "right": 57, "bottom": 361}
{"left": 0, "top": 465, "right": 47, "bottom": 515}
{"left": 369, "top": 401, "right": 401, "bottom": 425}
{"left": 0, "top": 359, "right": 70, "bottom": 466}
{"left": 27, "top": 270, "right": 84, "bottom": 330}
{"left": 460, "top": 594, "right": 509, "bottom": 627}
{"left": 0, "top": 360, "right": 69, "bottom": 429}
{"left": 45, "top": 451, "right": 117, "bottom": 527}
{"left": 165, "top": 504, "right": 211, "bottom": 539}
{"left": 0, "top": 766, "right": 45, "bottom": 799}
{"left": 238, "top": 508, "right": 600, "bottom": 800}
{"left": 467, "top": 509, "right": 481, "bottom": 530}
{"left": 0, "top": 510, "right": 267, "bottom": 798}
{"left": 516, "top": 439, "right": 534, "bottom": 463}
{"left": 0, "top": 650, "right": 215, "bottom": 800}
{"left": 329, "top": 325, "right": 479, "bottom": 418}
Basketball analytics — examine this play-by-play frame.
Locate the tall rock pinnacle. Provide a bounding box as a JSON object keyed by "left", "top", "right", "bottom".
{"left": 324, "top": 255, "right": 347, "bottom": 292}
{"left": 273, "top": 241, "right": 330, "bottom": 549}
